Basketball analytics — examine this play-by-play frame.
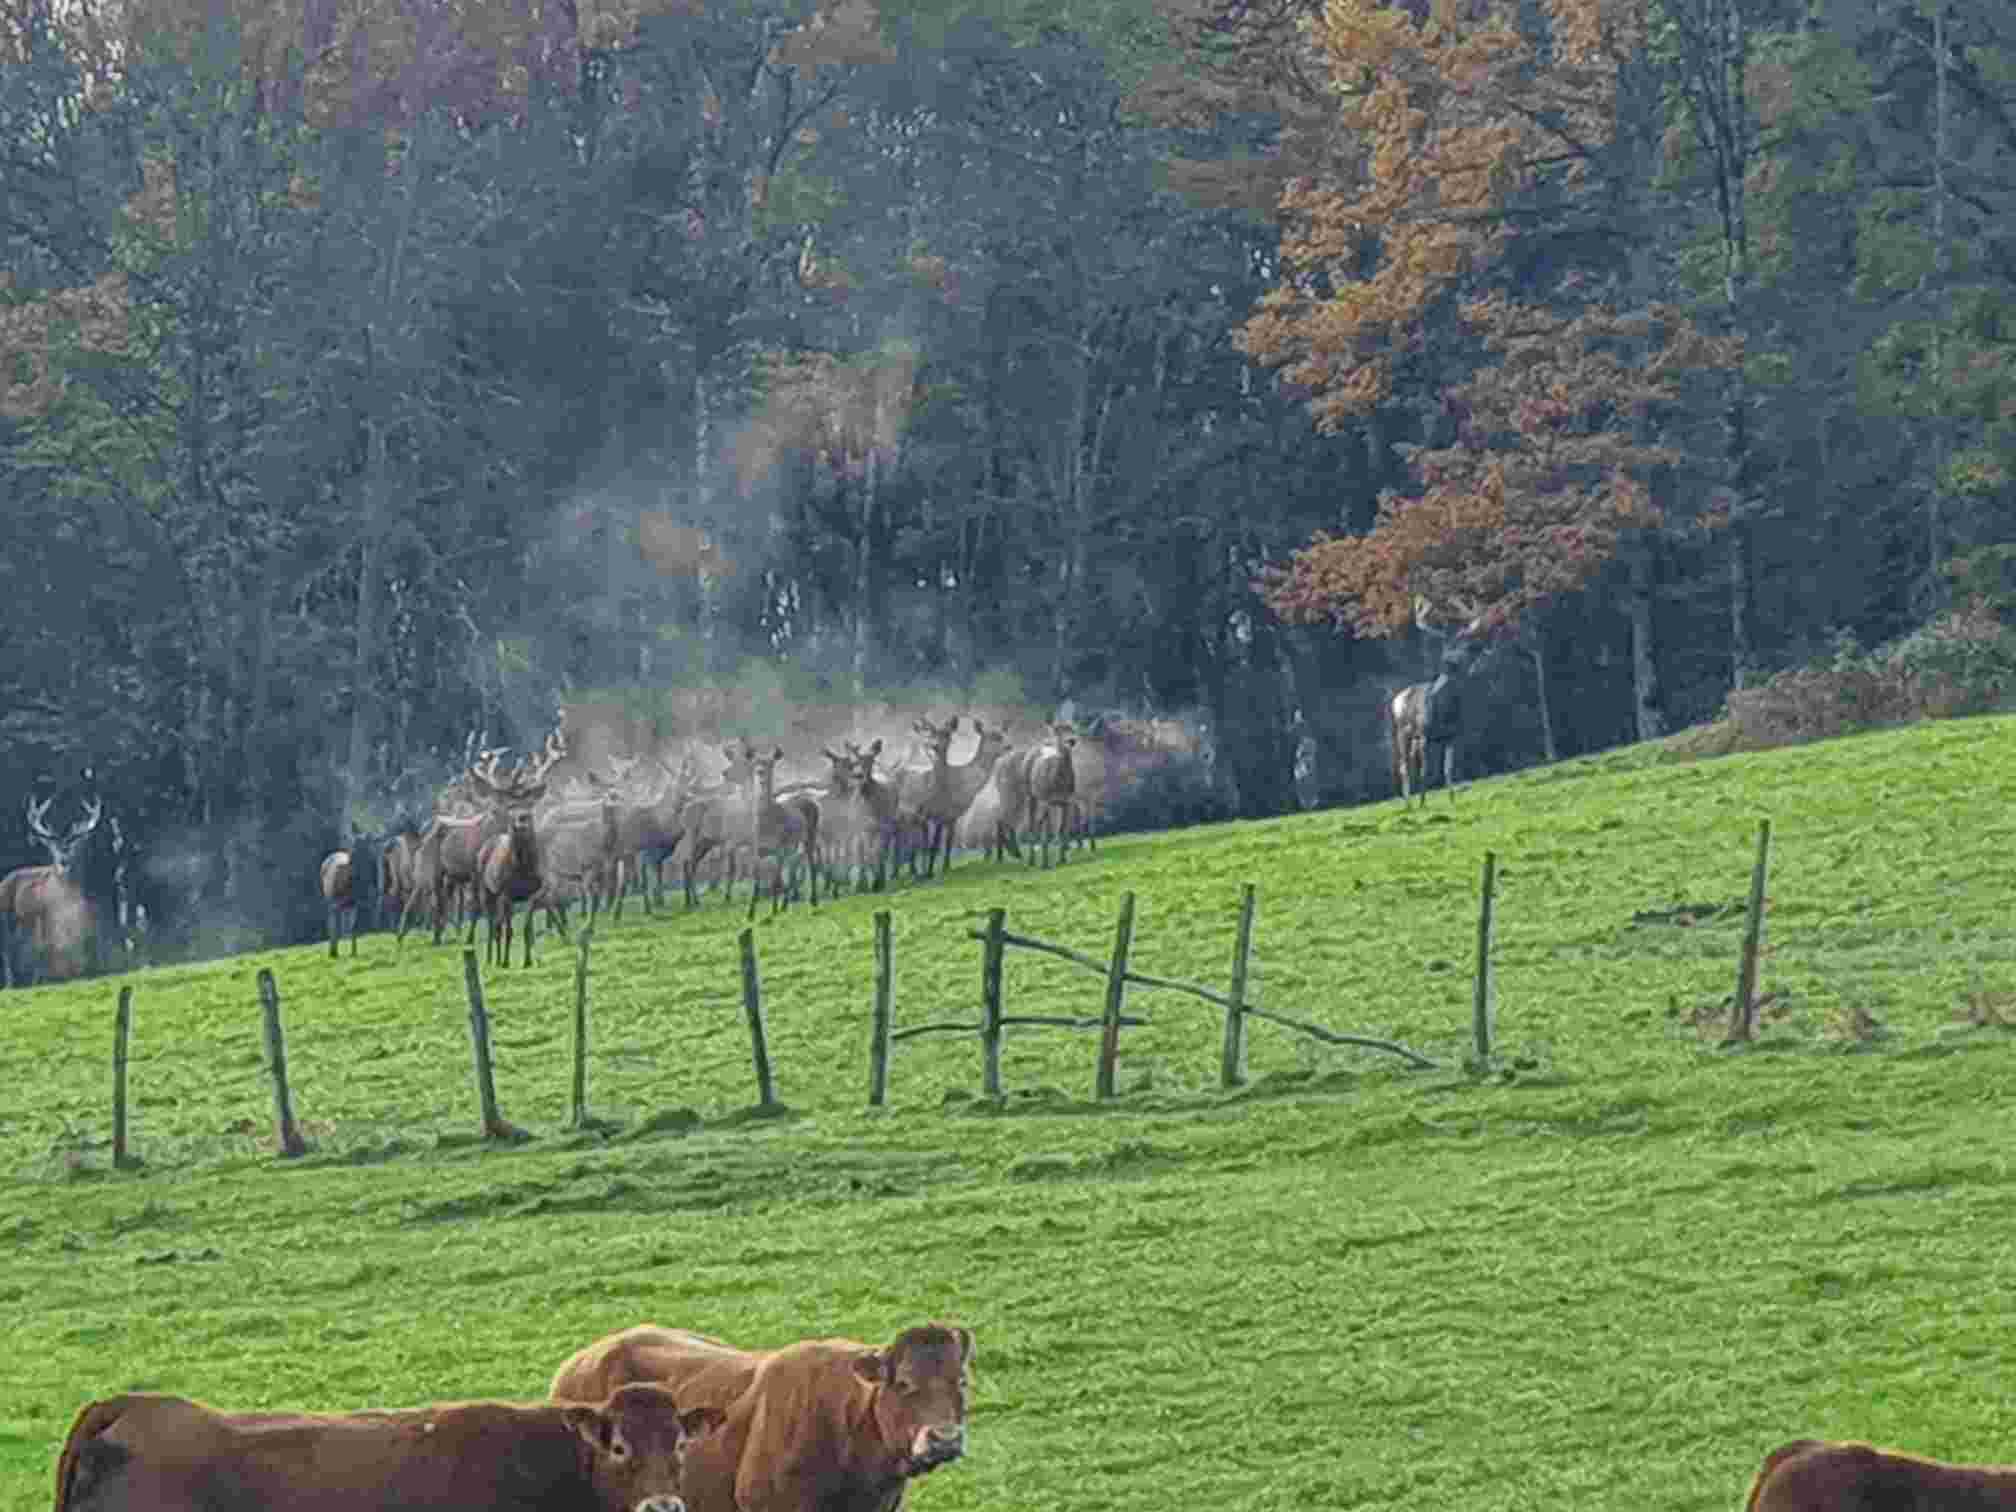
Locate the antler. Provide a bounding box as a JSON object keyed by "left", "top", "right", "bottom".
{"left": 71, "top": 795, "right": 103, "bottom": 840}
{"left": 25, "top": 796, "right": 53, "bottom": 841}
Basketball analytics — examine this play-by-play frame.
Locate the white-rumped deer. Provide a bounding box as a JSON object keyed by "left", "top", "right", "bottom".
{"left": 377, "top": 831, "right": 422, "bottom": 931}
{"left": 1390, "top": 600, "right": 1500, "bottom": 805}
{"left": 0, "top": 795, "right": 104, "bottom": 987}
{"left": 319, "top": 850, "right": 358, "bottom": 958}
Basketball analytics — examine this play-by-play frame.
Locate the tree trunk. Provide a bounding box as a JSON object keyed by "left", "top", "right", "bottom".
{"left": 1527, "top": 644, "right": 1558, "bottom": 762}
{"left": 1626, "top": 540, "right": 1667, "bottom": 739}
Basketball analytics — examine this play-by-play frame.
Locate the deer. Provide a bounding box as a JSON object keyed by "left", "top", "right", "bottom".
{"left": 605, "top": 753, "right": 695, "bottom": 919}
{"left": 1390, "top": 598, "right": 1500, "bottom": 806}
{"left": 532, "top": 770, "right": 627, "bottom": 936}
{"left": 319, "top": 850, "right": 358, "bottom": 958}
{"left": 376, "top": 831, "right": 423, "bottom": 931}
{"left": 0, "top": 795, "right": 104, "bottom": 987}
{"left": 822, "top": 740, "right": 900, "bottom": 892}
{"left": 907, "top": 717, "right": 1012, "bottom": 879}
{"left": 1014, "top": 721, "right": 1079, "bottom": 868}
{"left": 741, "top": 742, "right": 822, "bottom": 919}
{"left": 676, "top": 744, "right": 762, "bottom": 908}
{"left": 471, "top": 735, "right": 565, "bottom": 969}
{"left": 402, "top": 730, "right": 562, "bottom": 948}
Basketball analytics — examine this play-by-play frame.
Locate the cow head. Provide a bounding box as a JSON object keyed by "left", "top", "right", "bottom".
{"left": 563, "top": 1383, "right": 724, "bottom": 1512}
{"left": 853, "top": 1322, "right": 974, "bottom": 1477}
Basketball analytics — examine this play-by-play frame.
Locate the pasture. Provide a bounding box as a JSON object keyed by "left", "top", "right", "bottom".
{"left": 7, "top": 716, "right": 2016, "bottom": 1511}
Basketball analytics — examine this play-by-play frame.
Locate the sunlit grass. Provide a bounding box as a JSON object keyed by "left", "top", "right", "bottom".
{"left": 7, "top": 715, "right": 2016, "bottom": 1509}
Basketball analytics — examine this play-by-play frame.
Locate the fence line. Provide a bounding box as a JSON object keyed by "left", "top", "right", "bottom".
{"left": 81, "top": 823, "right": 1792, "bottom": 1164}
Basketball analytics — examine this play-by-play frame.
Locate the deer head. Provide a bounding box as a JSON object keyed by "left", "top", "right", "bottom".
{"left": 26, "top": 795, "right": 104, "bottom": 876}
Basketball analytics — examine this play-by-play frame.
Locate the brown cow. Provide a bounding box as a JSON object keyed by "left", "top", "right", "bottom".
{"left": 549, "top": 1322, "right": 974, "bottom": 1512}
{"left": 53, "top": 1383, "right": 720, "bottom": 1512}
{"left": 1744, "top": 1437, "right": 2016, "bottom": 1510}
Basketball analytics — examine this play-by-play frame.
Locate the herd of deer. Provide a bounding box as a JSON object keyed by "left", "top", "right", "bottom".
{"left": 319, "top": 714, "right": 1096, "bottom": 966}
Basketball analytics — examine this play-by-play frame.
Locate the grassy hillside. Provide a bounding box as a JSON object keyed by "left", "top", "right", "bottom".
{"left": 7, "top": 716, "right": 2016, "bottom": 1511}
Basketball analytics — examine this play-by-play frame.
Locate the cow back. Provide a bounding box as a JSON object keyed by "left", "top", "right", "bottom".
{"left": 56, "top": 1390, "right": 690, "bottom": 1512}
{"left": 552, "top": 1324, "right": 756, "bottom": 1406}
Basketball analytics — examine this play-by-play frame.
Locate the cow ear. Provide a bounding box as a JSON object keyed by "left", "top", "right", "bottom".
{"left": 563, "top": 1406, "right": 626, "bottom": 1459}
{"left": 678, "top": 1406, "right": 726, "bottom": 1442}
{"left": 850, "top": 1349, "right": 888, "bottom": 1385}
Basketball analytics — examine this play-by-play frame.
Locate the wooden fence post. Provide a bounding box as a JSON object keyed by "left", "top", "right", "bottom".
{"left": 980, "top": 908, "right": 1006, "bottom": 1098}
{"left": 869, "top": 911, "right": 893, "bottom": 1107}
{"left": 461, "top": 948, "right": 520, "bottom": 1140}
{"left": 1471, "top": 852, "right": 1497, "bottom": 1066}
{"left": 738, "top": 928, "right": 777, "bottom": 1109}
{"left": 1220, "top": 884, "right": 1256, "bottom": 1089}
{"left": 257, "top": 968, "right": 308, "bottom": 1157}
{"left": 568, "top": 927, "right": 593, "bottom": 1129}
{"left": 1727, "top": 819, "right": 1773, "bottom": 1043}
{"left": 111, "top": 986, "right": 134, "bottom": 1168}
{"left": 1095, "top": 892, "right": 1137, "bottom": 1100}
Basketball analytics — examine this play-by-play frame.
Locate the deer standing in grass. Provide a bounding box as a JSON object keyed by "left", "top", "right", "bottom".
{"left": 823, "top": 740, "right": 900, "bottom": 892}
{"left": 377, "top": 831, "right": 422, "bottom": 931}
{"left": 612, "top": 753, "right": 698, "bottom": 918}
{"left": 909, "top": 717, "right": 1012, "bottom": 878}
{"left": 742, "top": 743, "right": 821, "bottom": 919}
{"left": 532, "top": 770, "right": 626, "bottom": 937}
{"left": 0, "top": 795, "right": 103, "bottom": 986}
{"left": 675, "top": 744, "right": 762, "bottom": 908}
{"left": 1390, "top": 602, "right": 1499, "bottom": 805}
{"left": 474, "top": 737, "right": 565, "bottom": 968}
{"left": 1018, "top": 722, "right": 1080, "bottom": 867}
{"left": 319, "top": 850, "right": 358, "bottom": 958}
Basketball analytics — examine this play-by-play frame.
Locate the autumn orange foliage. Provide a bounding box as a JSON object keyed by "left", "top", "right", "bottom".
{"left": 1266, "top": 297, "right": 1734, "bottom": 635}
{"left": 1238, "top": 0, "right": 1738, "bottom": 635}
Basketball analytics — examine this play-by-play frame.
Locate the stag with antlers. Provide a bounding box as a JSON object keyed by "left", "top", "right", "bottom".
{"left": 471, "top": 732, "right": 566, "bottom": 969}
{"left": 0, "top": 795, "right": 104, "bottom": 987}
{"left": 1390, "top": 599, "right": 1500, "bottom": 805}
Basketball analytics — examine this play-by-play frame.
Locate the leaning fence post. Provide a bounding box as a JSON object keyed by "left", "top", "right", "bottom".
{"left": 1726, "top": 819, "right": 1773, "bottom": 1043}
{"left": 980, "top": 908, "right": 1006, "bottom": 1098}
{"left": 868, "top": 911, "right": 893, "bottom": 1107}
{"left": 257, "top": 968, "right": 309, "bottom": 1158}
{"left": 1095, "top": 892, "right": 1138, "bottom": 1100}
{"left": 1220, "top": 884, "right": 1257, "bottom": 1089}
{"left": 111, "top": 986, "right": 134, "bottom": 1168}
{"left": 461, "top": 948, "right": 520, "bottom": 1140}
{"left": 1471, "top": 852, "right": 1497, "bottom": 1067}
{"left": 567, "top": 927, "right": 593, "bottom": 1129}
{"left": 739, "top": 928, "right": 777, "bottom": 1109}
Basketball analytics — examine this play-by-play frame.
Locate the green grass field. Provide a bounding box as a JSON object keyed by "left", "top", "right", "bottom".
{"left": 8, "top": 717, "right": 2016, "bottom": 1511}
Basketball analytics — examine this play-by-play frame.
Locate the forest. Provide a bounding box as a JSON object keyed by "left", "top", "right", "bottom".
{"left": 1, "top": 0, "right": 2012, "bottom": 962}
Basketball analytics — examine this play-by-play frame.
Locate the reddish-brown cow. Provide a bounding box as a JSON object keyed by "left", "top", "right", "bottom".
{"left": 53, "top": 1384, "right": 719, "bottom": 1512}
{"left": 1744, "top": 1438, "right": 2016, "bottom": 1511}
{"left": 549, "top": 1322, "right": 974, "bottom": 1512}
